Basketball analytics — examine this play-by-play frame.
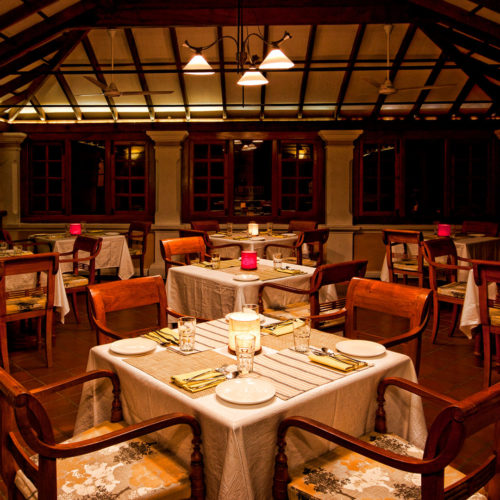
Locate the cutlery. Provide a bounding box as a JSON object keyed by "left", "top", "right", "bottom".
{"left": 184, "top": 364, "right": 229, "bottom": 382}
{"left": 153, "top": 329, "right": 179, "bottom": 345}
{"left": 320, "top": 347, "right": 361, "bottom": 364}
{"left": 141, "top": 334, "right": 171, "bottom": 346}
{"left": 266, "top": 319, "right": 293, "bottom": 331}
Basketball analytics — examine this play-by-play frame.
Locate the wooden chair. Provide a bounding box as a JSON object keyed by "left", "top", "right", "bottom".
{"left": 87, "top": 275, "right": 187, "bottom": 344}
{"left": 180, "top": 228, "right": 243, "bottom": 258}
{"left": 258, "top": 260, "right": 368, "bottom": 330}
{"left": 273, "top": 376, "right": 500, "bottom": 500}
{"left": 462, "top": 220, "right": 499, "bottom": 237}
{"left": 382, "top": 228, "right": 425, "bottom": 287}
{"left": 423, "top": 237, "right": 473, "bottom": 344}
{"left": 125, "top": 221, "right": 151, "bottom": 277}
{"left": 0, "top": 253, "right": 59, "bottom": 373}
{"left": 264, "top": 229, "right": 329, "bottom": 267}
{"left": 59, "top": 235, "right": 102, "bottom": 323}
{"left": 287, "top": 220, "right": 318, "bottom": 231}
{"left": 191, "top": 220, "right": 220, "bottom": 232}
{"left": 473, "top": 260, "right": 500, "bottom": 387}
{"left": 0, "top": 229, "right": 44, "bottom": 252}
{"left": 159, "top": 236, "right": 208, "bottom": 277}
{"left": 0, "top": 366, "right": 205, "bottom": 500}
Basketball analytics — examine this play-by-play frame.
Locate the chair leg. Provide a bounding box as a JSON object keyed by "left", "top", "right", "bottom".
{"left": 140, "top": 256, "right": 144, "bottom": 277}
{"left": 448, "top": 304, "right": 460, "bottom": 337}
{"left": 483, "top": 328, "right": 492, "bottom": 387}
{"left": 45, "top": 310, "right": 53, "bottom": 368}
{"left": 430, "top": 297, "right": 441, "bottom": 344}
{"left": 0, "top": 323, "right": 9, "bottom": 373}
{"left": 70, "top": 292, "right": 80, "bottom": 323}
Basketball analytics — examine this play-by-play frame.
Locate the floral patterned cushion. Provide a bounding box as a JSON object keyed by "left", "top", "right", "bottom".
{"left": 287, "top": 432, "right": 486, "bottom": 500}
{"left": 15, "top": 421, "right": 191, "bottom": 500}
{"left": 62, "top": 274, "right": 89, "bottom": 289}
{"left": 438, "top": 281, "right": 467, "bottom": 299}
{"left": 489, "top": 307, "right": 500, "bottom": 326}
{"left": 6, "top": 295, "right": 46, "bottom": 315}
{"left": 393, "top": 258, "right": 419, "bottom": 271}
{"left": 129, "top": 247, "right": 143, "bottom": 256}
{"left": 264, "top": 302, "right": 345, "bottom": 329}
{"left": 283, "top": 257, "right": 318, "bottom": 267}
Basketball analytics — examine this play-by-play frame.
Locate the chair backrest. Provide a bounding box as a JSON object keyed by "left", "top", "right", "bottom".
{"left": 87, "top": 275, "right": 168, "bottom": 344}
{"left": 300, "top": 229, "right": 329, "bottom": 266}
{"left": 127, "top": 221, "right": 151, "bottom": 255}
{"left": 345, "top": 277, "right": 432, "bottom": 372}
{"left": 191, "top": 220, "right": 220, "bottom": 232}
{"left": 462, "top": 220, "right": 499, "bottom": 237}
{"left": 0, "top": 229, "right": 13, "bottom": 247}
{"left": 69, "top": 235, "right": 103, "bottom": 282}
{"left": 159, "top": 236, "right": 207, "bottom": 275}
{"left": 288, "top": 220, "right": 318, "bottom": 232}
{"left": 422, "top": 237, "right": 459, "bottom": 287}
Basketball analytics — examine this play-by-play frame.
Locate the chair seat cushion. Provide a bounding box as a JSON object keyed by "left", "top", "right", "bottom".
{"left": 393, "top": 258, "right": 419, "bottom": 271}
{"left": 6, "top": 295, "right": 46, "bottom": 315}
{"left": 287, "top": 431, "right": 486, "bottom": 500}
{"left": 438, "top": 281, "right": 467, "bottom": 299}
{"left": 283, "top": 257, "right": 318, "bottom": 267}
{"left": 62, "top": 274, "right": 89, "bottom": 288}
{"left": 129, "top": 247, "right": 143, "bottom": 256}
{"left": 490, "top": 307, "right": 500, "bottom": 326}
{"left": 15, "top": 420, "right": 190, "bottom": 500}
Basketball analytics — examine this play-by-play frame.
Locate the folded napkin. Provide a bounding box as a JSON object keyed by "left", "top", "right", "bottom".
{"left": 276, "top": 267, "right": 303, "bottom": 275}
{"left": 309, "top": 353, "right": 367, "bottom": 372}
{"left": 171, "top": 368, "right": 225, "bottom": 392}
{"left": 232, "top": 235, "right": 250, "bottom": 240}
{"left": 143, "top": 328, "right": 179, "bottom": 345}
{"left": 262, "top": 318, "right": 304, "bottom": 336}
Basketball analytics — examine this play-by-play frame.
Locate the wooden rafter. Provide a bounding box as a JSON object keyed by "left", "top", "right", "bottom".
{"left": 0, "top": 0, "right": 58, "bottom": 33}
{"left": 335, "top": 23, "right": 365, "bottom": 119}
{"left": 125, "top": 28, "right": 155, "bottom": 120}
{"left": 474, "top": 0, "right": 500, "bottom": 15}
{"left": 260, "top": 26, "right": 269, "bottom": 121}
{"left": 297, "top": 25, "right": 317, "bottom": 119}
{"left": 0, "top": 63, "right": 48, "bottom": 98}
{"left": 30, "top": 96, "right": 46, "bottom": 121}
{"left": 169, "top": 27, "right": 190, "bottom": 120}
{"left": 448, "top": 77, "right": 475, "bottom": 117}
{"left": 55, "top": 72, "right": 82, "bottom": 121}
{"left": 371, "top": 24, "right": 417, "bottom": 119}
{"left": 81, "top": 34, "right": 118, "bottom": 121}
{"left": 217, "top": 26, "right": 227, "bottom": 120}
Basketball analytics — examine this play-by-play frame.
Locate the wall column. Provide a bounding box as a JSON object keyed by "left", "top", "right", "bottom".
{"left": 319, "top": 129, "right": 363, "bottom": 262}
{"left": 146, "top": 130, "right": 188, "bottom": 276}
{"left": 0, "top": 132, "right": 27, "bottom": 226}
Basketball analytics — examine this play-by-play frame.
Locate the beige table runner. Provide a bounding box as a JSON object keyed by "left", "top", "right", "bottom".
{"left": 221, "top": 263, "right": 306, "bottom": 281}
{"left": 192, "top": 259, "right": 240, "bottom": 270}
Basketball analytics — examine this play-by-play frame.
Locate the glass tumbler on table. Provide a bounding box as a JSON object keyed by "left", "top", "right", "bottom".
{"left": 226, "top": 222, "right": 233, "bottom": 236}
{"left": 273, "top": 252, "right": 283, "bottom": 270}
{"left": 211, "top": 251, "right": 221, "bottom": 269}
{"left": 178, "top": 316, "right": 196, "bottom": 352}
{"left": 267, "top": 222, "right": 273, "bottom": 235}
{"left": 235, "top": 333, "right": 256, "bottom": 375}
{"left": 293, "top": 317, "right": 311, "bottom": 353}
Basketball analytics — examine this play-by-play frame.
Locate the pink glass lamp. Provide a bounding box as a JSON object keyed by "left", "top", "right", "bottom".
{"left": 437, "top": 224, "right": 451, "bottom": 237}
{"left": 241, "top": 251, "right": 257, "bottom": 270}
{"left": 69, "top": 223, "right": 82, "bottom": 235}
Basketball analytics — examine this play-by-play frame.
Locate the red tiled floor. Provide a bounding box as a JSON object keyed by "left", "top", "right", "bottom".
{"left": 0, "top": 294, "right": 497, "bottom": 498}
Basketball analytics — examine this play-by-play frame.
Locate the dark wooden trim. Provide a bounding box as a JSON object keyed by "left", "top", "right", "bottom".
{"left": 55, "top": 72, "right": 83, "bottom": 121}
{"left": 260, "top": 26, "right": 269, "bottom": 121}
{"left": 298, "top": 25, "right": 317, "bottom": 119}
{"left": 0, "top": 0, "right": 59, "bottom": 33}
{"left": 169, "top": 27, "right": 190, "bottom": 121}
{"left": 448, "top": 78, "right": 474, "bottom": 117}
{"left": 29, "top": 96, "right": 46, "bottom": 122}
{"left": 217, "top": 27, "right": 227, "bottom": 120}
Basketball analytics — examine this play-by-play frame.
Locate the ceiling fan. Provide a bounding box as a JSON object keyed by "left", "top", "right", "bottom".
{"left": 365, "top": 24, "right": 454, "bottom": 96}
{"left": 78, "top": 30, "right": 174, "bottom": 98}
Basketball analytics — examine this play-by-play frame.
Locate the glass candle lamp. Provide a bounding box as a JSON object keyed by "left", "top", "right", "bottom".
{"left": 241, "top": 251, "right": 257, "bottom": 270}
{"left": 227, "top": 311, "right": 261, "bottom": 354}
{"left": 248, "top": 222, "right": 259, "bottom": 236}
{"left": 437, "top": 224, "right": 451, "bottom": 237}
{"left": 69, "top": 223, "right": 82, "bottom": 235}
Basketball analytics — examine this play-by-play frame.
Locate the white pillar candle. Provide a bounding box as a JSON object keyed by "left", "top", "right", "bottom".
{"left": 227, "top": 311, "right": 261, "bottom": 351}
{"left": 248, "top": 222, "right": 259, "bottom": 236}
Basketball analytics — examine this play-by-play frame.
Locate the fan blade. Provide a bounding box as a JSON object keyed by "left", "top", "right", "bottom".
{"left": 119, "top": 90, "right": 174, "bottom": 96}
{"left": 84, "top": 76, "right": 108, "bottom": 91}
{"left": 74, "top": 93, "right": 104, "bottom": 97}
{"left": 364, "top": 78, "right": 382, "bottom": 89}
{"left": 396, "top": 84, "right": 455, "bottom": 92}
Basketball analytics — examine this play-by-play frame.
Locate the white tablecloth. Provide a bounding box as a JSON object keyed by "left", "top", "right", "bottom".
{"left": 35, "top": 234, "right": 134, "bottom": 280}
{"left": 75, "top": 329, "right": 426, "bottom": 500}
{"left": 380, "top": 234, "right": 500, "bottom": 283}
{"left": 167, "top": 259, "right": 337, "bottom": 319}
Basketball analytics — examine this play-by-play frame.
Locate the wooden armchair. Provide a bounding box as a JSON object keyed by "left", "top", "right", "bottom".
{"left": 125, "top": 221, "right": 151, "bottom": 277}
{"left": 423, "top": 237, "right": 473, "bottom": 344}
{"left": 287, "top": 220, "right": 318, "bottom": 231}
{"left": 0, "top": 253, "right": 59, "bottom": 372}
{"left": 382, "top": 228, "right": 425, "bottom": 287}
{"left": 273, "top": 376, "right": 500, "bottom": 500}
{"left": 473, "top": 260, "right": 500, "bottom": 387}
{"left": 258, "top": 260, "right": 367, "bottom": 330}
{"left": 191, "top": 220, "right": 220, "bottom": 232}
{"left": 462, "top": 220, "right": 499, "bottom": 237}
{"left": 0, "top": 366, "right": 205, "bottom": 500}
{"left": 159, "top": 236, "right": 208, "bottom": 277}
{"left": 0, "top": 229, "right": 44, "bottom": 252}
{"left": 179, "top": 229, "right": 243, "bottom": 258}
{"left": 87, "top": 275, "right": 189, "bottom": 344}
{"left": 59, "top": 235, "right": 102, "bottom": 323}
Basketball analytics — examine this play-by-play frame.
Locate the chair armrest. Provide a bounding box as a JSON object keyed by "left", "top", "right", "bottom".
{"left": 91, "top": 319, "right": 127, "bottom": 341}
{"left": 259, "top": 282, "right": 312, "bottom": 296}
{"left": 309, "top": 309, "right": 347, "bottom": 322}
{"left": 377, "top": 322, "right": 425, "bottom": 350}
{"left": 166, "top": 307, "right": 210, "bottom": 322}
{"left": 60, "top": 255, "right": 98, "bottom": 264}
{"left": 263, "top": 243, "right": 297, "bottom": 252}
{"left": 425, "top": 259, "right": 471, "bottom": 273}
{"left": 165, "top": 259, "right": 185, "bottom": 267}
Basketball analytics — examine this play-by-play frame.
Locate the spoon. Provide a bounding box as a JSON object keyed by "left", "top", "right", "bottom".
{"left": 184, "top": 364, "right": 230, "bottom": 382}
{"left": 321, "top": 347, "right": 360, "bottom": 364}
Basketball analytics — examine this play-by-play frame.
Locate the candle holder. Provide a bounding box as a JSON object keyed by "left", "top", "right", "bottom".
{"left": 437, "top": 224, "right": 451, "bottom": 237}
{"left": 241, "top": 250, "right": 257, "bottom": 270}
{"left": 227, "top": 311, "right": 261, "bottom": 354}
{"left": 248, "top": 221, "right": 259, "bottom": 236}
{"left": 69, "top": 223, "right": 82, "bottom": 235}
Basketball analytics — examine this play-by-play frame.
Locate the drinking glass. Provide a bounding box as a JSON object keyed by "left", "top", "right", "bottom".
{"left": 273, "top": 252, "right": 283, "bottom": 270}
{"left": 0, "top": 241, "right": 8, "bottom": 253}
{"left": 267, "top": 222, "right": 273, "bottom": 235}
{"left": 242, "top": 303, "right": 259, "bottom": 315}
{"left": 13, "top": 245, "right": 23, "bottom": 255}
{"left": 211, "top": 251, "right": 221, "bottom": 269}
{"left": 178, "top": 316, "right": 196, "bottom": 352}
{"left": 235, "top": 333, "right": 255, "bottom": 375}
{"left": 293, "top": 318, "right": 311, "bottom": 353}
{"left": 226, "top": 222, "right": 233, "bottom": 236}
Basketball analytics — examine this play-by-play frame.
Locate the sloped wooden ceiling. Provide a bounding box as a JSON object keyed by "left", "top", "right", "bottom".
{"left": 0, "top": 0, "right": 498, "bottom": 124}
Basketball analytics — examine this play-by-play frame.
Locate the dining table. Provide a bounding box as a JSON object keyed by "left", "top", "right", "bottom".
{"left": 74, "top": 321, "right": 426, "bottom": 500}
{"left": 32, "top": 231, "right": 134, "bottom": 280}
{"left": 166, "top": 258, "right": 337, "bottom": 320}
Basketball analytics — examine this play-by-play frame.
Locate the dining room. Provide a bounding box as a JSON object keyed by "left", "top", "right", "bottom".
{"left": 0, "top": 0, "right": 500, "bottom": 499}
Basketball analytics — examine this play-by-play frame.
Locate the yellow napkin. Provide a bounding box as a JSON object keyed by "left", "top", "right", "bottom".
{"left": 143, "top": 328, "right": 179, "bottom": 345}
{"left": 171, "top": 368, "right": 225, "bottom": 392}
{"left": 276, "top": 267, "right": 303, "bottom": 275}
{"left": 309, "top": 353, "right": 367, "bottom": 372}
{"left": 262, "top": 318, "right": 304, "bottom": 336}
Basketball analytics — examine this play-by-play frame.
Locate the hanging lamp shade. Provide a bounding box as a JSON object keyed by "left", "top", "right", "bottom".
{"left": 259, "top": 48, "right": 294, "bottom": 70}
{"left": 183, "top": 53, "right": 214, "bottom": 75}
{"left": 237, "top": 70, "right": 269, "bottom": 86}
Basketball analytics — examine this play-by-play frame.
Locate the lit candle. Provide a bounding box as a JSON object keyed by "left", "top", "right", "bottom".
{"left": 69, "top": 223, "right": 82, "bottom": 235}
{"left": 227, "top": 311, "right": 261, "bottom": 352}
{"left": 437, "top": 224, "right": 451, "bottom": 237}
{"left": 248, "top": 221, "right": 259, "bottom": 236}
{"left": 241, "top": 250, "right": 257, "bottom": 270}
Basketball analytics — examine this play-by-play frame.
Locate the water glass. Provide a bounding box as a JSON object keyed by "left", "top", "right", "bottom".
{"left": 273, "top": 253, "right": 283, "bottom": 270}
{"left": 235, "top": 333, "right": 255, "bottom": 375}
{"left": 211, "top": 251, "right": 221, "bottom": 269}
{"left": 178, "top": 316, "right": 196, "bottom": 352}
{"left": 242, "top": 303, "right": 259, "bottom": 315}
{"left": 0, "top": 241, "right": 8, "bottom": 253}
{"left": 13, "top": 245, "right": 23, "bottom": 255}
{"left": 226, "top": 222, "right": 233, "bottom": 236}
{"left": 267, "top": 222, "right": 273, "bottom": 235}
{"left": 293, "top": 318, "right": 311, "bottom": 353}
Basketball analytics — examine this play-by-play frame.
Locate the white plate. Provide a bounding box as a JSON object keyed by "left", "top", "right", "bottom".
{"left": 468, "top": 233, "right": 485, "bottom": 237}
{"left": 233, "top": 274, "right": 259, "bottom": 282}
{"left": 281, "top": 233, "right": 296, "bottom": 237}
{"left": 216, "top": 378, "right": 275, "bottom": 405}
{"left": 211, "top": 234, "right": 226, "bottom": 238}
{"left": 105, "top": 231, "right": 120, "bottom": 236}
{"left": 251, "top": 236, "right": 266, "bottom": 241}
{"left": 335, "top": 340, "right": 386, "bottom": 358}
{"left": 109, "top": 337, "right": 157, "bottom": 356}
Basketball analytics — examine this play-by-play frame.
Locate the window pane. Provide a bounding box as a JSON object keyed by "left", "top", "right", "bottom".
{"left": 298, "top": 197, "right": 313, "bottom": 211}
{"left": 115, "top": 145, "right": 129, "bottom": 160}
{"left": 210, "top": 162, "right": 224, "bottom": 177}
{"left": 48, "top": 163, "right": 61, "bottom": 177}
{"left": 299, "top": 162, "right": 313, "bottom": 178}
{"left": 48, "top": 179, "right": 62, "bottom": 194}
{"left": 281, "top": 196, "right": 296, "bottom": 210}
{"left": 32, "top": 197, "right": 45, "bottom": 211}
{"left": 33, "top": 162, "right": 45, "bottom": 177}
{"left": 210, "top": 197, "right": 224, "bottom": 211}
{"left": 131, "top": 196, "right": 145, "bottom": 211}
{"left": 116, "top": 179, "right": 129, "bottom": 194}
{"left": 210, "top": 179, "right": 224, "bottom": 194}
{"left": 194, "top": 197, "right": 208, "bottom": 211}
{"left": 282, "top": 162, "right": 296, "bottom": 177}
{"left": 282, "top": 179, "right": 296, "bottom": 194}
{"left": 48, "top": 145, "right": 62, "bottom": 161}
{"left": 298, "top": 180, "right": 312, "bottom": 195}
{"left": 115, "top": 161, "right": 129, "bottom": 177}
{"left": 194, "top": 144, "right": 209, "bottom": 159}
{"left": 116, "top": 196, "right": 129, "bottom": 210}
{"left": 48, "top": 196, "right": 62, "bottom": 211}
{"left": 130, "top": 145, "right": 145, "bottom": 162}
{"left": 33, "top": 179, "right": 45, "bottom": 194}
{"left": 194, "top": 162, "right": 208, "bottom": 177}
{"left": 297, "top": 144, "right": 312, "bottom": 160}
{"left": 32, "top": 146, "right": 45, "bottom": 161}
{"left": 380, "top": 146, "right": 395, "bottom": 178}
{"left": 282, "top": 144, "right": 297, "bottom": 159}
{"left": 131, "top": 180, "right": 144, "bottom": 194}
{"left": 131, "top": 163, "right": 145, "bottom": 177}
{"left": 194, "top": 179, "right": 208, "bottom": 194}
{"left": 210, "top": 144, "right": 224, "bottom": 158}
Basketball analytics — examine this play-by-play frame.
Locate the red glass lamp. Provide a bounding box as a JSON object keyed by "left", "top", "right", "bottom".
{"left": 241, "top": 251, "right": 257, "bottom": 270}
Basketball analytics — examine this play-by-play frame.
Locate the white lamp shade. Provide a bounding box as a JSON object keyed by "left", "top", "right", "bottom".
{"left": 237, "top": 70, "right": 269, "bottom": 86}
{"left": 227, "top": 312, "right": 261, "bottom": 351}
{"left": 259, "top": 48, "right": 294, "bottom": 70}
{"left": 248, "top": 222, "right": 259, "bottom": 236}
{"left": 183, "top": 54, "right": 214, "bottom": 75}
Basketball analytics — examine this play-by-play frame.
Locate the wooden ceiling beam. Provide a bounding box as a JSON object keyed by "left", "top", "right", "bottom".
{"left": 335, "top": 23, "right": 365, "bottom": 119}
{"left": 125, "top": 28, "right": 155, "bottom": 121}
{"left": 55, "top": 72, "right": 82, "bottom": 121}
{"left": 169, "top": 27, "right": 190, "bottom": 120}
{"left": 217, "top": 27, "right": 227, "bottom": 120}
{"left": 30, "top": 96, "right": 46, "bottom": 121}
{"left": 297, "top": 25, "right": 317, "bottom": 119}
{"left": 371, "top": 24, "right": 417, "bottom": 119}
{"left": 0, "top": 0, "right": 58, "bottom": 33}
{"left": 81, "top": 34, "right": 118, "bottom": 121}
{"left": 474, "top": 0, "right": 500, "bottom": 15}
{"left": 448, "top": 77, "right": 475, "bottom": 117}
{"left": 260, "top": 26, "right": 269, "bottom": 121}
